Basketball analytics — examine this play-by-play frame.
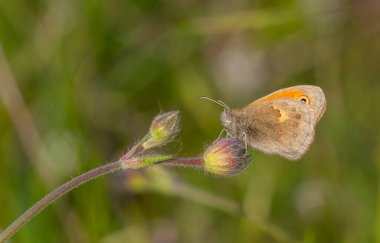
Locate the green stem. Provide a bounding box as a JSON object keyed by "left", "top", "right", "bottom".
{"left": 0, "top": 161, "right": 122, "bottom": 243}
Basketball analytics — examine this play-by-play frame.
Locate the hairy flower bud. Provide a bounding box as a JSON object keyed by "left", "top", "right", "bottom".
{"left": 203, "top": 138, "right": 251, "bottom": 176}
{"left": 142, "top": 111, "right": 180, "bottom": 149}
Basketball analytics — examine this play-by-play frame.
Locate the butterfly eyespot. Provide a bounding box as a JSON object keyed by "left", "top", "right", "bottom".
{"left": 299, "top": 96, "right": 310, "bottom": 104}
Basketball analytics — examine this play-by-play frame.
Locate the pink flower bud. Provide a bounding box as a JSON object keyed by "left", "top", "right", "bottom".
{"left": 203, "top": 138, "right": 251, "bottom": 176}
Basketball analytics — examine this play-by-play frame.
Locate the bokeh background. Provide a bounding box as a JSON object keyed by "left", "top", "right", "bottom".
{"left": 1, "top": 0, "right": 380, "bottom": 242}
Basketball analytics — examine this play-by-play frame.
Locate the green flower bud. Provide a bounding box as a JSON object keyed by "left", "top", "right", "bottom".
{"left": 203, "top": 138, "right": 251, "bottom": 176}
{"left": 142, "top": 111, "right": 180, "bottom": 149}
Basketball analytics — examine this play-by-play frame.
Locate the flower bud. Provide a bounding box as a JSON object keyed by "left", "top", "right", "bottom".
{"left": 142, "top": 111, "right": 180, "bottom": 149}
{"left": 203, "top": 138, "right": 251, "bottom": 176}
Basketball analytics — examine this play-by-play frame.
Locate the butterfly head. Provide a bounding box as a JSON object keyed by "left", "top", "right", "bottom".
{"left": 221, "top": 109, "right": 232, "bottom": 130}
{"left": 221, "top": 109, "right": 241, "bottom": 137}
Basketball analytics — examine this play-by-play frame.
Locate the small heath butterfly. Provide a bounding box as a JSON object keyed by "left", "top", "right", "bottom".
{"left": 202, "top": 85, "right": 326, "bottom": 160}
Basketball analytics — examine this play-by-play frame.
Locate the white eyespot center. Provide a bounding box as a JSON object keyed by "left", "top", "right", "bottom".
{"left": 299, "top": 96, "right": 310, "bottom": 104}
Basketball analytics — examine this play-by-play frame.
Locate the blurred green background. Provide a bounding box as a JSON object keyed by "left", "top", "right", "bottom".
{"left": 1, "top": 0, "right": 380, "bottom": 242}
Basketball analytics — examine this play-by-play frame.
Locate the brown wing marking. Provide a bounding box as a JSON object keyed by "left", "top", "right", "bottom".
{"left": 241, "top": 99, "right": 314, "bottom": 160}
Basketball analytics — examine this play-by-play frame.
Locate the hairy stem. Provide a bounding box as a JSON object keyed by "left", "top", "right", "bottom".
{"left": 0, "top": 153, "right": 204, "bottom": 242}
{"left": 158, "top": 157, "right": 204, "bottom": 167}
{"left": 0, "top": 142, "right": 147, "bottom": 243}
{"left": 120, "top": 144, "right": 144, "bottom": 161}
{"left": 0, "top": 161, "right": 122, "bottom": 243}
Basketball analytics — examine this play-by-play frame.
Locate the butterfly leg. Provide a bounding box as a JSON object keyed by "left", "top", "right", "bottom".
{"left": 243, "top": 133, "right": 248, "bottom": 156}
{"left": 218, "top": 129, "right": 227, "bottom": 139}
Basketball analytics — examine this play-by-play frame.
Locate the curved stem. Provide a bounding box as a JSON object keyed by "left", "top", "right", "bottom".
{"left": 0, "top": 139, "right": 206, "bottom": 243}
{"left": 1, "top": 139, "right": 145, "bottom": 243}
{"left": 120, "top": 144, "right": 144, "bottom": 161}
{"left": 0, "top": 161, "right": 122, "bottom": 243}
{"left": 0, "top": 154, "right": 202, "bottom": 242}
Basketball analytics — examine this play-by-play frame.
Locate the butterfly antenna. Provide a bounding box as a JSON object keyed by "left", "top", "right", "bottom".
{"left": 200, "top": 96, "right": 230, "bottom": 110}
